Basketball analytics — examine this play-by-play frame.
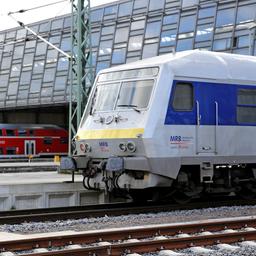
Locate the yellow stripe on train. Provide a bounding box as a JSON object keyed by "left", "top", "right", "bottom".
{"left": 76, "top": 128, "right": 144, "bottom": 139}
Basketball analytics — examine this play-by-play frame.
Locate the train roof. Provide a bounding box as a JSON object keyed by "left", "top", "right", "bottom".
{"left": 100, "top": 50, "right": 256, "bottom": 83}
{"left": 0, "top": 124, "right": 64, "bottom": 130}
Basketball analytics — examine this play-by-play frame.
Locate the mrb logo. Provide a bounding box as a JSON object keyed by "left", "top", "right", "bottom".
{"left": 99, "top": 141, "right": 109, "bottom": 152}
{"left": 170, "top": 136, "right": 181, "bottom": 142}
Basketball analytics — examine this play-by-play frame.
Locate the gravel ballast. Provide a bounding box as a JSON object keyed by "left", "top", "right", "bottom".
{"left": 1, "top": 204, "right": 256, "bottom": 234}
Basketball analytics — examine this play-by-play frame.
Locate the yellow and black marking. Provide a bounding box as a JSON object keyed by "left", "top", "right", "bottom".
{"left": 77, "top": 128, "right": 144, "bottom": 139}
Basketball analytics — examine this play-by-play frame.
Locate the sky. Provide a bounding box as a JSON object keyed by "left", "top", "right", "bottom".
{"left": 0, "top": 0, "right": 118, "bottom": 31}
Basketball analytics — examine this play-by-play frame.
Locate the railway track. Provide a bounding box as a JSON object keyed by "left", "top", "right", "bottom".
{"left": 1, "top": 216, "right": 256, "bottom": 255}
{"left": 0, "top": 198, "right": 256, "bottom": 225}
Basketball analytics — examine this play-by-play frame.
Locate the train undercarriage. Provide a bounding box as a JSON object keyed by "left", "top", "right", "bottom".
{"left": 80, "top": 157, "right": 256, "bottom": 203}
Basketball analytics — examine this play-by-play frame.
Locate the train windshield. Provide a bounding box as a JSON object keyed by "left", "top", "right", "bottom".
{"left": 92, "top": 67, "right": 158, "bottom": 113}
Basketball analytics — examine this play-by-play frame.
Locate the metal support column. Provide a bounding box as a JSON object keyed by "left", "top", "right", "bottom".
{"left": 69, "top": 0, "right": 93, "bottom": 155}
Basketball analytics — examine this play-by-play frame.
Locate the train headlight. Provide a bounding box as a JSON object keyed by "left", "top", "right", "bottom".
{"left": 127, "top": 141, "right": 136, "bottom": 152}
{"left": 84, "top": 143, "right": 91, "bottom": 153}
{"left": 119, "top": 142, "right": 127, "bottom": 152}
{"left": 80, "top": 143, "right": 85, "bottom": 152}
{"left": 80, "top": 143, "right": 91, "bottom": 153}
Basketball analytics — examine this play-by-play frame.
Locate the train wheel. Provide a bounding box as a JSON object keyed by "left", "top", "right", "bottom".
{"left": 130, "top": 190, "right": 148, "bottom": 203}
{"left": 239, "top": 183, "right": 256, "bottom": 199}
{"left": 172, "top": 190, "right": 192, "bottom": 204}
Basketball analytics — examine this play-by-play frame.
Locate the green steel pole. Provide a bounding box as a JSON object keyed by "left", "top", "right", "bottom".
{"left": 69, "top": 0, "right": 93, "bottom": 156}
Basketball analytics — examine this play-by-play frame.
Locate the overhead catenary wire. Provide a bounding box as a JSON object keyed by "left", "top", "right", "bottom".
{"left": 8, "top": 0, "right": 69, "bottom": 15}
{"left": 8, "top": 13, "right": 71, "bottom": 59}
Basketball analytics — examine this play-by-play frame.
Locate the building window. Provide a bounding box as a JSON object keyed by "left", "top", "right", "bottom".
{"left": 172, "top": 82, "right": 193, "bottom": 111}
{"left": 142, "top": 43, "right": 158, "bottom": 58}
{"left": 60, "top": 37, "right": 71, "bottom": 52}
{"left": 36, "top": 42, "right": 47, "bottom": 56}
{"left": 176, "top": 38, "right": 193, "bottom": 51}
{"left": 104, "top": 5, "right": 117, "bottom": 15}
{"left": 145, "top": 21, "right": 161, "bottom": 38}
{"left": 160, "top": 30, "right": 176, "bottom": 47}
{"left": 99, "top": 40, "right": 113, "bottom": 55}
{"left": 112, "top": 48, "right": 126, "bottom": 64}
{"left": 101, "top": 26, "right": 115, "bottom": 35}
{"left": 196, "top": 25, "right": 213, "bottom": 42}
{"left": 91, "top": 9, "right": 103, "bottom": 22}
{"left": 163, "top": 14, "right": 179, "bottom": 25}
{"left": 216, "top": 8, "right": 235, "bottom": 27}
{"left": 7, "top": 82, "right": 18, "bottom": 96}
{"left": 128, "top": 35, "right": 143, "bottom": 51}
{"left": 237, "top": 89, "right": 256, "bottom": 124}
{"left": 179, "top": 15, "right": 196, "bottom": 33}
{"left": 115, "top": 27, "right": 129, "bottom": 43}
{"left": 131, "top": 20, "right": 145, "bottom": 30}
{"left": 198, "top": 7, "right": 215, "bottom": 18}
{"left": 43, "top": 69, "right": 55, "bottom": 83}
{"left": 55, "top": 76, "right": 66, "bottom": 90}
{"left": 91, "top": 32, "right": 100, "bottom": 47}
{"left": 149, "top": 0, "right": 165, "bottom": 11}
{"left": 30, "top": 79, "right": 42, "bottom": 93}
{"left": 118, "top": 2, "right": 132, "bottom": 17}
{"left": 236, "top": 5, "right": 256, "bottom": 24}
{"left": 213, "top": 38, "right": 231, "bottom": 51}
{"left": 238, "top": 36, "right": 249, "bottom": 48}
{"left": 134, "top": 0, "right": 148, "bottom": 9}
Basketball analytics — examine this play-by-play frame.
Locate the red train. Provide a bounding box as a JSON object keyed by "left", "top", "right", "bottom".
{"left": 0, "top": 124, "right": 68, "bottom": 157}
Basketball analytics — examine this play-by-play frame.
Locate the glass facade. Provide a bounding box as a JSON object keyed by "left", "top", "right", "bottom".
{"left": 0, "top": 0, "right": 255, "bottom": 110}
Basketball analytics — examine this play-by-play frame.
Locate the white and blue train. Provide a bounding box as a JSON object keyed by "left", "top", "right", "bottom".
{"left": 62, "top": 50, "right": 256, "bottom": 202}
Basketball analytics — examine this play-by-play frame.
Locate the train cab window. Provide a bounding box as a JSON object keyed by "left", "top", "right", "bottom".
{"left": 44, "top": 137, "right": 52, "bottom": 145}
{"left": 237, "top": 89, "right": 256, "bottom": 123}
{"left": 6, "top": 129, "right": 15, "bottom": 136}
{"left": 172, "top": 82, "right": 193, "bottom": 111}
{"left": 18, "top": 130, "right": 27, "bottom": 136}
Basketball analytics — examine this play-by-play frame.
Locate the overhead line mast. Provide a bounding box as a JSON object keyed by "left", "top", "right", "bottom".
{"left": 69, "top": 0, "right": 93, "bottom": 155}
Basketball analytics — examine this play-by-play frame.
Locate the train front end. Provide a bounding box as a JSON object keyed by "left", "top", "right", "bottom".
{"left": 66, "top": 65, "right": 172, "bottom": 198}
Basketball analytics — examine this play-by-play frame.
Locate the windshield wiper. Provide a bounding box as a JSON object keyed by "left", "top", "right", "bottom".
{"left": 117, "top": 104, "right": 141, "bottom": 113}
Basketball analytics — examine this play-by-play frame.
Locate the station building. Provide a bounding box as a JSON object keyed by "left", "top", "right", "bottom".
{"left": 0, "top": 0, "right": 255, "bottom": 127}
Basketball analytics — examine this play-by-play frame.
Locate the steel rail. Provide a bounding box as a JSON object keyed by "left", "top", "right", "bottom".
{"left": 1, "top": 216, "right": 256, "bottom": 252}
{"left": 19, "top": 230, "right": 256, "bottom": 256}
{"left": 0, "top": 198, "right": 255, "bottom": 225}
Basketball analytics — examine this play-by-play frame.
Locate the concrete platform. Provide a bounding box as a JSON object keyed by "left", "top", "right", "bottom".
{"left": 0, "top": 161, "right": 60, "bottom": 172}
{"left": 0, "top": 172, "right": 106, "bottom": 211}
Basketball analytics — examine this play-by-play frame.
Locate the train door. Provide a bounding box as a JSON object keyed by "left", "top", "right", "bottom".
{"left": 24, "top": 140, "right": 36, "bottom": 156}
{"left": 195, "top": 83, "right": 217, "bottom": 154}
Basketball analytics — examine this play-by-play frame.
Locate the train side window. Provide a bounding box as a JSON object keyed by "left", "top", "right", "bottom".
{"left": 237, "top": 88, "right": 256, "bottom": 123}
{"left": 29, "top": 130, "right": 34, "bottom": 136}
{"left": 172, "top": 82, "right": 193, "bottom": 111}
{"left": 0, "top": 130, "right": 2, "bottom": 136}
{"left": 0, "top": 148, "right": 3, "bottom": 154}
{"left": 44, "top": 137, "right": 52, "bottom": 145}
{"left": 6, "top": 147, "right": 16, "bottom": 155}
{"left": 18, "top": 129, "right": 27, "bottom": 136}
{"left": 6, "top": 129, "right": 15, "bottom": 136}
{"left": 60, "top": 137, "right": 68, "bottom": 144}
